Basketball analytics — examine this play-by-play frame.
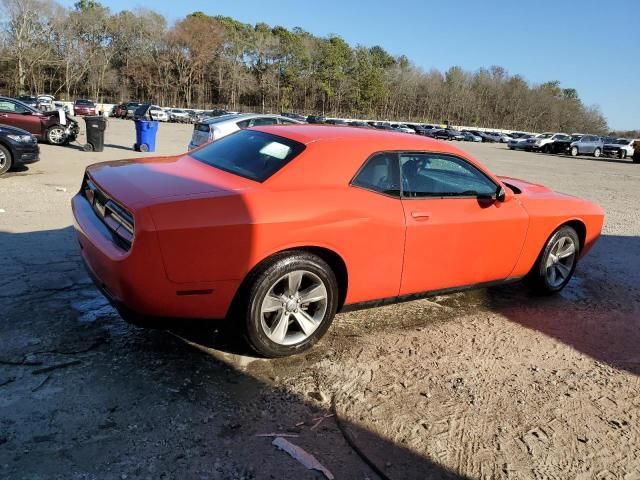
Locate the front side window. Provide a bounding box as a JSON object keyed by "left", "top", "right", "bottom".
{"left": 190, "top": 129, "right": 305, "bottom": 182}
{"left": 351, "top": 153, "right": 401, "bottom": 197}
{"left": 400, "top": 153, "right": 497, "bottom": 198}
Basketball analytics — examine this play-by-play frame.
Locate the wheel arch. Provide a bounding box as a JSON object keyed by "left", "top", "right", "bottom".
{"left": 563, "top": 219, "right": 587, "bottom": 252}
{"left": 0, "top": 139, "right": 14, "bottom": 158}
{"left": 231, "top": 245, "right": 349, "bottom": 315}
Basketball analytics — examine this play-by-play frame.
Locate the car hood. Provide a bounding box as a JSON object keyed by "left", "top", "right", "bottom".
{"left": 86, "top": 154, "right": 254, "bottom": 208}
{"left": 0, "top": 124, "right": 32, "bottom": 136}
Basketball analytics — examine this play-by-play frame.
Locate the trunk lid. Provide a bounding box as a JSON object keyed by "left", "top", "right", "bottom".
{"left": 86, "top": 154, "right": 254, "bottom": 208}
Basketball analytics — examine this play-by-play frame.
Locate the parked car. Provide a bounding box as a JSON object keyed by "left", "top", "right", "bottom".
{"left": 348, "top": 121, "right": 372, "bottom": 128}
{"left": 124, "top": 102, "right": 142, "bottom": 119}
{"left": 484, "top": 132, "right": 512, "bottom": 143}
{"left": 390, "top": 124, "right": 415, "bottom": 134}
{"left": 17, "top": 95, "right": 38, "bottom": 109}
{"left": 188, "top": 113, "right": 303, "bottom": 150}
{"left": 0, "top": 96, "right": 79, "bottom": 145}
{"left": 603, "top": 138, "right": 635, "bottom": 159}
{"left": 569, "top": 135, "right": 604, "bottom": 157}
{"left": 464, "top": 130, "right": 495, "bottom": 143}
{"left": 36, "top": 95, "right": 56, "bottom": 112}
{"left": 73, "top": 125, "right": 604, "bottom": 357}
{"left": 0, "top": 124, "right": 39, "bottom": 175}
{"left": 73, "top": 99, "right": 97, "bottom": 116}
{"left": 166, "top": 108, "right": 191, "bottom": 123}
{"left": 325, "top": 118, "right": 348, "bottom": 126}
{"left": 282, "top": 112, "right": 307, "bottom": 121}
{"left": 149, "top": 105, "right": 169, "bottom": 122}
{"left": 431, "top": 128, "right": 464, "bottom": 141}
{"left": 522, "top": 133, "right": 568, "bottom": 153}
{"left": 306, "top": 115, "right": 326, "bottom": 124}
{"left": 461, "top": 131, "right": 482, "bottom": 142}
{"left": 507, "top": 134, "right": 535, "bottom": 150}
{"left": 548, "top": 134, "right": 580, "bottom": 154}
{"left": 54, "top": 102, "right": 70, "bottom": 115}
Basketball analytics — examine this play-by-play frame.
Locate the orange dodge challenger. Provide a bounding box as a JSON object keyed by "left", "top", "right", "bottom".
{"left": 72, "top": 126, "right": 604, "bottom": 357}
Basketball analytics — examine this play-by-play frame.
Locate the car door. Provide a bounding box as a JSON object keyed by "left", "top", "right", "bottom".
{"left": 398, "top": 152, "right": 529, "bottom": 295}
{"left": 0, "top": 99, "right": 41, "bottom": 135}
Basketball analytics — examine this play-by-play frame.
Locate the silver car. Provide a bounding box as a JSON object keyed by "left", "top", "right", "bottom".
{"left": 569, "top": 135, "right": 604, "bottom": 157}
{"left": 188, "top": 113, "right": 303, "bottom": 150}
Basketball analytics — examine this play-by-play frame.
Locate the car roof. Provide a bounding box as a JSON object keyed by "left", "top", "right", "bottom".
{"left": 252, "top": 124, "right": 471, "bottom": 151}
{"left": 201, "top": 113, "right": 300, "bottom": 125}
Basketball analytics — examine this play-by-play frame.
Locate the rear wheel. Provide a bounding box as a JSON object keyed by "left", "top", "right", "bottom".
{"left": 619, "top": 150, "right": 626, "bottom": 159}
{"left": 0, "top": 145, "right": 13, "bottom": 175}
{"left": 593, "top": 148, "right": 601, "bottom": 158}
{"left": 527, "top": 226, "right": 579, "bottom": 294}
{"left": 240, "top": 252, "right": 339, "bottom": 357}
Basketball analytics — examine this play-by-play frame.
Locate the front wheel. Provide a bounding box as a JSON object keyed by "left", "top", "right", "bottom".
{"left": 593, "top": 148, "right": 601, "bottom": 158}
{"left": 570, "top": 146, "right": 579, "bottom": 157}
{"left": 619, "top": 150, "right": 626, "bottom": 159}
{"left": 46, "top": 126, "right": 68, "bottom": 145}
{"left": 0, "top": 145, "right": 13, "bottom": 175}
{"left": 240, "top": 252, "right": 339, "bottom": 357}
{"left": 527, "top": 226, "right": 579, "bottom": 294}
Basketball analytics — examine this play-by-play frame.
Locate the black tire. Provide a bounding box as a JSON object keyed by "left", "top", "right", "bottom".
{"left": 0, "top": 144, "right": 12, "bottom": 176}
{"left": 542, "top": 144, "right": 550, "bottom": 154}
{"left": 238, "top": 251, "right": 339, "bottom": 358}
{"left": 570, "top": 146, "right": 579, "bottom": 157}
{"left": 46, "top": 125, "right": 68, "bottom": 145}
{"left": 593, "top": 148, "right": 601, "bottom": 158}
{"left": 619, "top": 150, "right": 626, "bottom": 159}
{"left": 527, "top": 225, "right": 580, "bottom": 295}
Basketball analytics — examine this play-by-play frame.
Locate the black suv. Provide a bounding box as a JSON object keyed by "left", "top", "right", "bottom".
{"left": 0, "top": 124, "right": 39, "bottom": 175}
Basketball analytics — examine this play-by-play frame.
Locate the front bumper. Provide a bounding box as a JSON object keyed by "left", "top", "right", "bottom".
{"left": 9, "top": 141, "right": 40, "bottom": 165}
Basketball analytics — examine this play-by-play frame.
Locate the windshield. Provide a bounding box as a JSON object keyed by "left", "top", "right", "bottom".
{"left": 613, "top": 139, "right": 630, "bottom": 145}
{"left": 539, "top": 134, "right": 552, "bottom": 139}
{"left": 570, "top": 135, "right": 583, "bottom": 141}
{"left": 190, "top": 130, "right": 305, "bottom": 182}
{"left": 75, "top": 100, "right": 94, "bottom": 106}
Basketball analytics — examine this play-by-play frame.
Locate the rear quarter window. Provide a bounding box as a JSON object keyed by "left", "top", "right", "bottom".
{"left": 189, "top": 130, "right": 305, "bottom": 182}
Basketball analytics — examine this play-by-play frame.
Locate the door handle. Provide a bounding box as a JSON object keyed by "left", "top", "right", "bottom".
{"left": 411, "top": 211, "right": 431, "bottom": 220}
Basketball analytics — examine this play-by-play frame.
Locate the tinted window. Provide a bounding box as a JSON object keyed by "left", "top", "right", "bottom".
{"left": 400, "top": 153, "right": 496, "bottom": 198}
{"left": 236, "top": 119, "right": 250, "bottom": 128}
{"left": 190, "top": 130, "right": 305, "bottom": 182}
{"left": 351, "top": 153, "right": 400, "bottom": 197}
{"left": 251, "top": 117, "right": 278, "bottom": 127}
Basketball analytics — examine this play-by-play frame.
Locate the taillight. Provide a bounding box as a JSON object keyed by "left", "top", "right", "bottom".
{"left": 83, "top": 175, "right": 135, "bottom": 250}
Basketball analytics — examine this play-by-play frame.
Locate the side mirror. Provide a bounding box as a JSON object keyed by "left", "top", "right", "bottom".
{"left": 496, "top": 185, "right": 506, "bottom": 202}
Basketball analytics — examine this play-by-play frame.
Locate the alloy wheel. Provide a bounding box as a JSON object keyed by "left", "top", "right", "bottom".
{"left": 545, "top": 235, "right": 577, "bottom": 288}
{"left": 48, "top": 127, "right": 65, "bottom": 144}
{"left": 0, "top": 149, "right": 6, "bottom": 169}
{"left": 260, "top": 270, "right": 328, "bottom": 346}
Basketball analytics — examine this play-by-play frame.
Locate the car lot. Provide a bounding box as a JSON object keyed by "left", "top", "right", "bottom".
{"left": 1, "top": 119, "right": 639, "bottom": 479}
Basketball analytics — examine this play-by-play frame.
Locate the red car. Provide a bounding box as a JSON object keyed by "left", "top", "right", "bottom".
{"left": 72, "top": 126, "right": 604, "bottom": 357}
{"left": 73, "top": 99, "right": 97, "bottom": 116}
{"left": 0, "top": 96, "right": 79, "bottom": 145}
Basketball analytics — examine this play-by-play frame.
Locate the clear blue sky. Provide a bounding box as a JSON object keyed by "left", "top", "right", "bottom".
{"left": 64, "top": 0, "right": 639, "bottom": 130}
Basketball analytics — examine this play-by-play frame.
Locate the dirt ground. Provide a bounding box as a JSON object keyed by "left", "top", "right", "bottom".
{"left": 1, "top": 119, "right": 639, "bottom": 480}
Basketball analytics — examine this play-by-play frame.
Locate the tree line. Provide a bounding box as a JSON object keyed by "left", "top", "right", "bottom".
{"left": 0, "top": 0, "right": 610, "bottom": 133}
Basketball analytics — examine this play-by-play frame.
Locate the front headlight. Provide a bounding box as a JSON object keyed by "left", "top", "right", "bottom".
{"left": 7, "top": 134, "right": 33, "bottom": 143}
